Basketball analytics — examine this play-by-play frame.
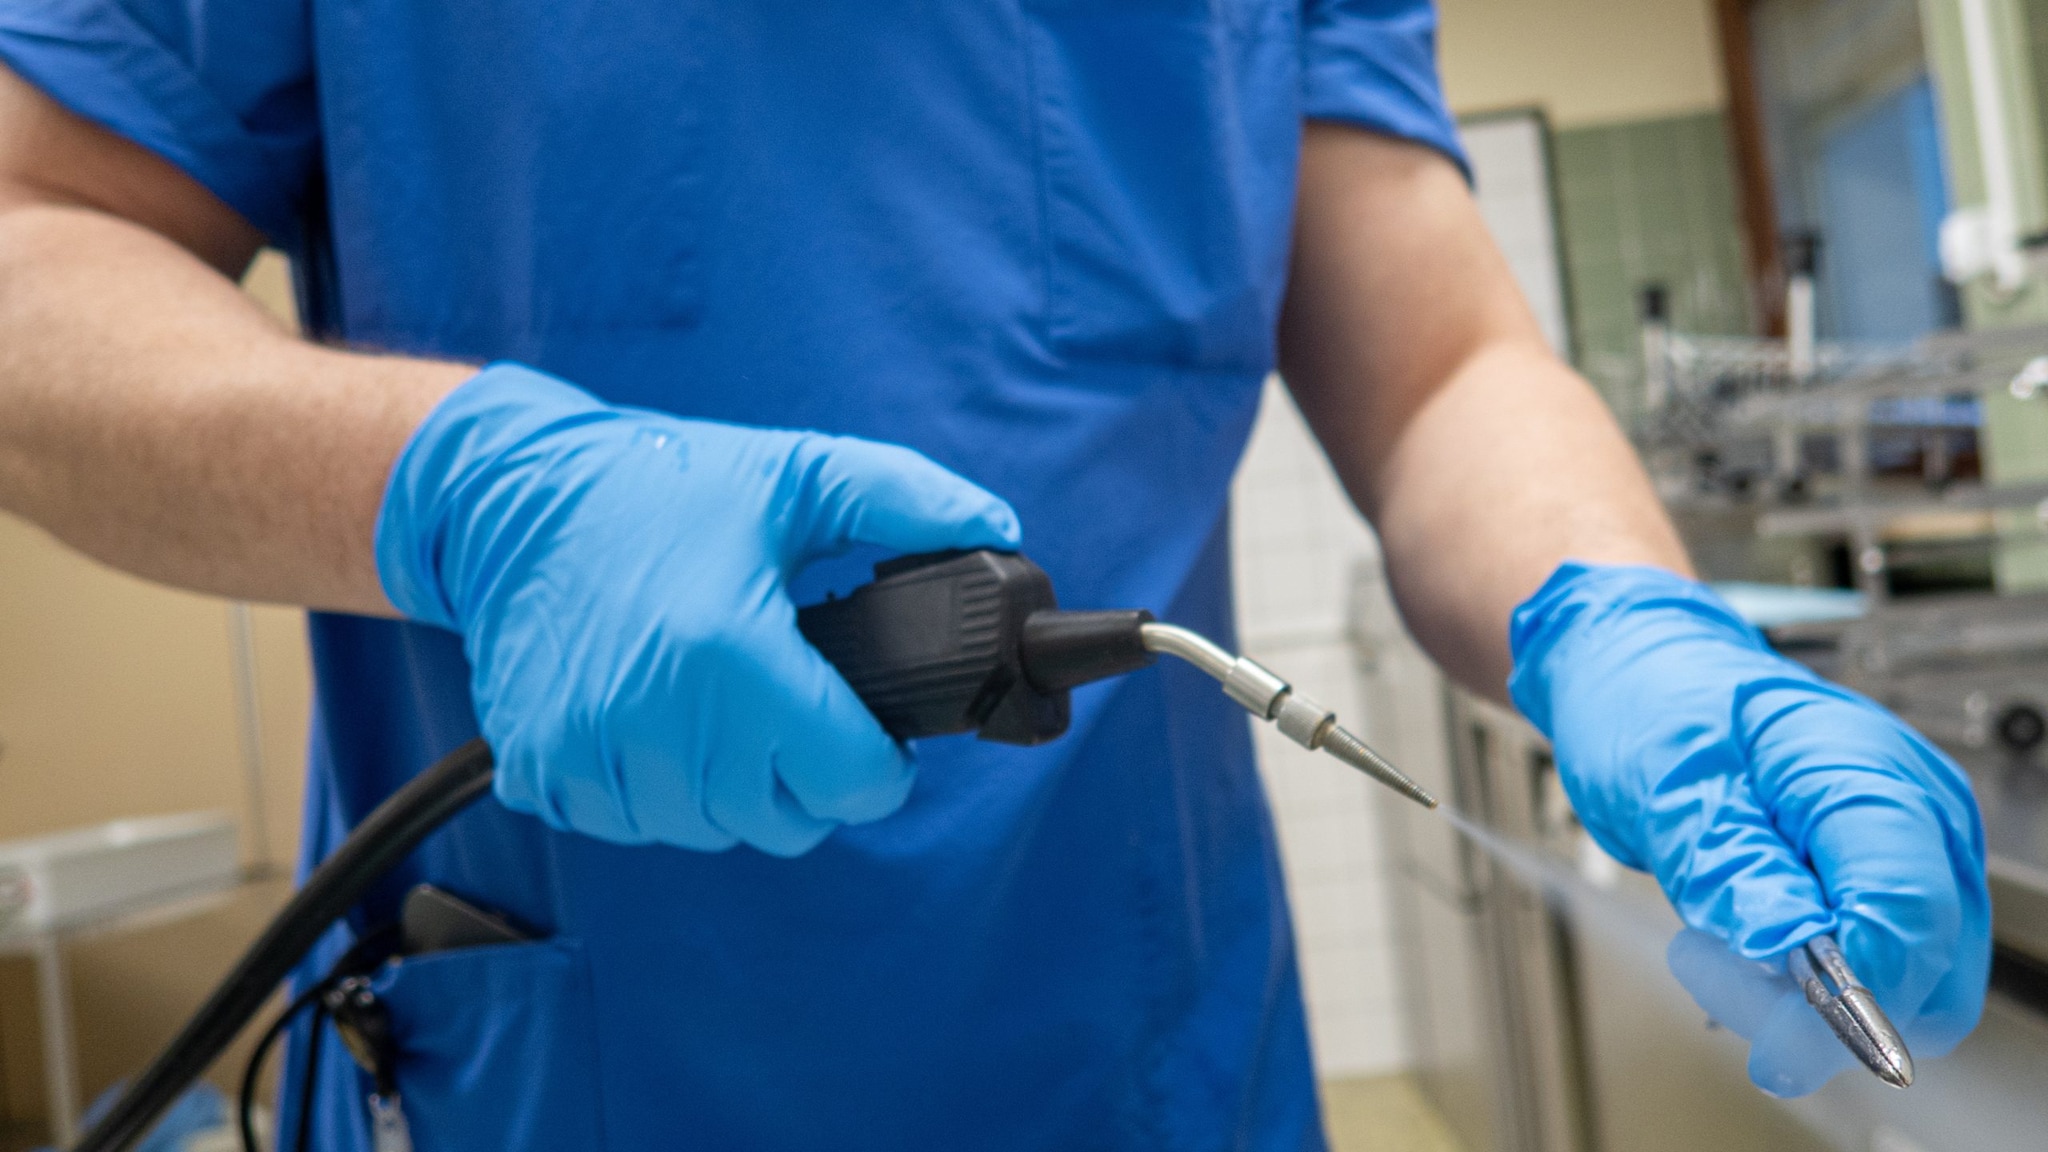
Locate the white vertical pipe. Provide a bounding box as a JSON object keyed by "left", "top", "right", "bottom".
{"left": 1959, "top": 0, "right": 2027, "bottom": 289}
{"left": 227, "top": 602, "right": 275, "bottom": 876}
{"left": 34, "top": 934, "right": 80, "bottom": 1146}
{"left": 1787, "top": 274, "right": 1817, "bottom": 379}
{"left": 1640, "top": 321, "right": 1671, "bottom": 412}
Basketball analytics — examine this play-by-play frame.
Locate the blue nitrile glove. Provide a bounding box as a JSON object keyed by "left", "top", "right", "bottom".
{"left": 1509, "top": 562, "right": 1989, "bottom": 1096}
{"left": 376, "top": 363, "right": 1021, "bottom": 856}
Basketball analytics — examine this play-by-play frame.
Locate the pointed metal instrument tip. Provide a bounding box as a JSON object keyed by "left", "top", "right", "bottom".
{"left": 1791, "top": 935, "right": 1915, "bottom": 1088}
{"left": 1130, "top": 622, "right": 1439, "bottom": 809}
{"left": 1839, "top": 984, "right": 1914, "bottom": 1088}
{"left": 1319, "top": 725, "right": 1439, "bottom": 809}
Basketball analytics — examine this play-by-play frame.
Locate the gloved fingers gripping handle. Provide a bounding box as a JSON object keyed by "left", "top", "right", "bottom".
{"left": 753, "top": 434, "right": 1020, "bottom": 827}
{"left": 756, "top": 433, "right": 1021, "bottom": 822}
{"left": 699, "top": 607, "right": 918, "bottom": 841}
{"left": 375, "top": 365, "right": 1022, "bottom": 614}
{"left": 370, "top": 362, "right": 1015, "bottom": 857}
{"left": 763, "top": 645, "right": 918, "bottom": 828}
{"left": 777, "top": 433, "right": 1021, "bottom": 563}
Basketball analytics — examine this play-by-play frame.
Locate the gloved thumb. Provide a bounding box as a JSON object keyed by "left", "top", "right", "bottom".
{"left": 780, "top": 435, "right": 1021, "bottom": 562}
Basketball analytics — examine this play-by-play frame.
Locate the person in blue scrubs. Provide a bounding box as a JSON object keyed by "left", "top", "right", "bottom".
{"left": 0, "top": 0, "right": 1988, "bottom": 1146}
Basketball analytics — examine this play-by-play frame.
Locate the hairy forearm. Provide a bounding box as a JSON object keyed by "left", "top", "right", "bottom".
{"left": 0, "top": 199, "right": 470, "bottom": 612}
{"left": 1345, "top": 338, "right": 1688, "bottom": 695}
{"left": 1281, "top": 125, "right": 1688, "bottom": 699}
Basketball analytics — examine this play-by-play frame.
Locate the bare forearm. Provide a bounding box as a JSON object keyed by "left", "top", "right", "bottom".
{"left": 0, "top": 200, "right": 469, "bottom": 612}
{"left": 1280, "top": 125, "right": 1688, "bottom": 698}
{"left": 1340, "top": 339, "right": 1687, "bottom": 694}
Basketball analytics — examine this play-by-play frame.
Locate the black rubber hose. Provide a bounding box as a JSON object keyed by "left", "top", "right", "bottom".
{"left": 236, "top": 979, "right": 324, "bottom": 1152}
{"left": 234, "top": 926, "right": 398, "bottom": 1152}
{"left": 290, "top": 1006, "right": 327, "bottom": 1152}
{"left": 73, "top": 738, "right": 495, "bottom": 1152}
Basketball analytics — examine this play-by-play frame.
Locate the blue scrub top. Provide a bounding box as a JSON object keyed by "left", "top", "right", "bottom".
{"left": 0, "top": 2, "right": 1462, "bottom": 1148}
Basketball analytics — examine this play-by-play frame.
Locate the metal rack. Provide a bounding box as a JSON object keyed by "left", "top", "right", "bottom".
{"left": 1633, "top": 318, "right": 2048, "bottom": 603}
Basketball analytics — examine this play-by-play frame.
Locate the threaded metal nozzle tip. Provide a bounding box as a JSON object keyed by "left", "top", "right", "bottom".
{"left": 1320, "top": 726, "right": 1438, "bottom": 809}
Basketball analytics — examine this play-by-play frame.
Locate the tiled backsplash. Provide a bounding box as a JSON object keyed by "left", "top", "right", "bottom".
{"left": 1552, "top": 110, "right": 1754, "bottom": 418}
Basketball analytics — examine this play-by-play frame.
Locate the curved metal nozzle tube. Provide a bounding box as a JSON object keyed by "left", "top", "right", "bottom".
{"left": 1790, "top": 934, "right": 1914, "bottom": 1088}
{"left": 1137, "top": 623, "right": 1438, "bottom": 809}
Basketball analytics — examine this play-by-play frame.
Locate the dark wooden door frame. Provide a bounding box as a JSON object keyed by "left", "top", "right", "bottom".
{"left": 1714, "top": 0, "right": 1787, "bottom": 337}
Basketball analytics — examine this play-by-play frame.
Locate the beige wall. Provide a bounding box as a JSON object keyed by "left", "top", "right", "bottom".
{"left": 0, "top": 252, "right": 313, "bottom": 1138}
{"left": 1437, "top": 0, "right": 1728, "bottom": 127}
{"left": 0, "top": 524, "right": 308, "bottom": 847}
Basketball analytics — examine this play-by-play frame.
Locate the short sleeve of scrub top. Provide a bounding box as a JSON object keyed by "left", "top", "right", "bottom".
{"left": 0, "top": 0, "right": 319, "bottom": 246}
{"left": 2, "top": 0, "right": 1469, "bottom": 237}
{"left": 1302, "top": 0, "right": 1468, "bottom": 174}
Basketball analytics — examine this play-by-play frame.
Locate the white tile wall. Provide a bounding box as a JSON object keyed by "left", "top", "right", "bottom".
{"left": 1230, "top": 380, "right": 1409, "bottom": 1079}
{"left": 1461, "top": 113, "right": 1572, "bottom": 356}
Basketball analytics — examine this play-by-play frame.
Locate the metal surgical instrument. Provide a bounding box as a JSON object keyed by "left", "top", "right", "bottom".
{"left": 1138, "top": 622, "right": 1438, "bottom": 809}
{"left": 1790, "top": 933, "right": 1915, "bottom": 1088}
{"left": 798, "top": 549, "right": 1439, "bottom": 810}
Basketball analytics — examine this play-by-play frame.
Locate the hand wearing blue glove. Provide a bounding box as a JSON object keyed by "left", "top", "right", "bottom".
{"left": 376, "top": 363, "right": 1021, "bottom": 856}
{"left": 1509, "top": 562, "right": 1989, "bottom": 1096}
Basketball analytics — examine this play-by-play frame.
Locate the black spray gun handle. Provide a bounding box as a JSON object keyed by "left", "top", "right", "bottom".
{"left": 797, "top": 549, "right": 1434, "bottom": 808}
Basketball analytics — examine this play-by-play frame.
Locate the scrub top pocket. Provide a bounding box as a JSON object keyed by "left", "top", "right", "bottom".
{"left": 1021, "top": 0, "right": 1300, "bottom": 375}
{"left": 366, "top": 937, "right": 607, "bottom": 1151}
